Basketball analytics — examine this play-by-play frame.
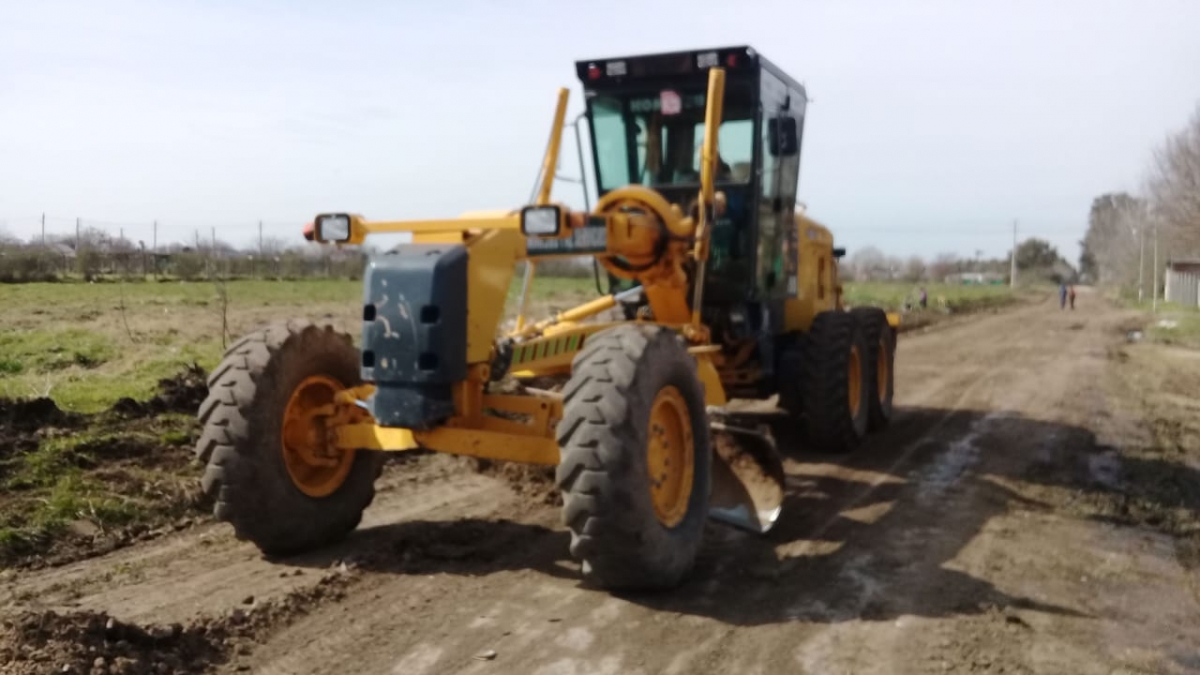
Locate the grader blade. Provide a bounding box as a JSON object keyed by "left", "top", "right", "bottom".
{"left": 708, "top": 420, "right": 786, "bottom": 534}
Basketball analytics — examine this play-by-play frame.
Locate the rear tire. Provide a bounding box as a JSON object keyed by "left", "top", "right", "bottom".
{"left": 556, "top": 325, "right": 711, "bottom": 590}
{"left": 195, "top": 321, "right": 384, "bottom": 556}
{"left": 850, "top": 307, "right": 896, "bottom": 431}
{"left": 783, "top": 311, "right": 870, "bottom": 453}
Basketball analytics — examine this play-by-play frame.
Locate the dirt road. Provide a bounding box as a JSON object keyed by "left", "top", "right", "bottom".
{"left": 4, "top": 292, "right": 1199, "bottom": 674}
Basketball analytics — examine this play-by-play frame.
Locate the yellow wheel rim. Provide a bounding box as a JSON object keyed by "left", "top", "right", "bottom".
{"left": 646, "top": 385, "right": 695, "bottom": 528}
{"left": 876, "top": 336, "right": 891, "bottom": 404}
{"left": 281, "top": 375, "right": 355, "bottom": 498}
{"left": 848, "top": 344, "right": 863, "bottom": 418}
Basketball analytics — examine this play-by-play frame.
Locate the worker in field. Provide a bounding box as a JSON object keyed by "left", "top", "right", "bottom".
{"left": 1069, "top": 284, "right": 1077, "bottom": 310}
{"left": 1059, "top": 282, "right": 1068, "bottom": 309}
{"left": 919, "top": 287, "right": 928, "bottom": 309}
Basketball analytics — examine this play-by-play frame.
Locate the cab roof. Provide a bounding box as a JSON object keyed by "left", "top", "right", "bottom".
{"left": 574, "top": 46, "right": 806, "bottom": 98}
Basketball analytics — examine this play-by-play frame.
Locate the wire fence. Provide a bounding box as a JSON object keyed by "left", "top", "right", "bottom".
{"left": 0, "top": 216, "right": 365, "bottom": 282}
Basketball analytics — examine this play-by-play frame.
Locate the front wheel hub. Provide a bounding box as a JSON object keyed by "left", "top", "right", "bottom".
{"left": 646, "top": 385, "right": 695, "bottom": 527}
{"left": 281, "top": 375, "right": 355, "bottom": 498}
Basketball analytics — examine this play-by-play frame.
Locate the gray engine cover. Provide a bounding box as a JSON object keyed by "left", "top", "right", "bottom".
{"left": 361, "top": 244, "right": 468, "bottom": 429}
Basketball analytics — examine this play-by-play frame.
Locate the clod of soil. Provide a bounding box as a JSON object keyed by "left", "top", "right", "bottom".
{"left": 0, "top": 610, "right": 221, "bottom": 675}
{"left": 111, "top": 363, "right": 208, "bottom": 417}
{"left": 0, "top": 397, "right": 78, "bottom": 435}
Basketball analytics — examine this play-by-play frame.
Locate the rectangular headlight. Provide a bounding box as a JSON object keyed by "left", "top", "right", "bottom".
{"left": 521, "top": 205, "right": 562, "bottom": 237}
{"left": 315, "top": 213, "right": 351, "bottom": 242}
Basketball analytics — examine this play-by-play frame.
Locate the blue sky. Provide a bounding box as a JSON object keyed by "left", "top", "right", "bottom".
{"left": 2, "top": 0, "right": 1199, "bottom": 263}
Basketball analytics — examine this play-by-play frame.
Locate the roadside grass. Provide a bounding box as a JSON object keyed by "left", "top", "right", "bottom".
{"left": 843, "top": 281, "right": 1017, "bottom": 313}
{"left": 0, "top": 414, "right": 200, "bottom": 566}
{"left": 1145, "top": 306, "right": 1200, "bottom": 350}
{"left": 1110, "top": 294, "right": 1200, "bottom": 350}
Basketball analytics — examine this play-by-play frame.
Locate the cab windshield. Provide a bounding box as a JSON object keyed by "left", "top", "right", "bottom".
{"left": 588, "top": 86, "right": 755, "bottom": 193}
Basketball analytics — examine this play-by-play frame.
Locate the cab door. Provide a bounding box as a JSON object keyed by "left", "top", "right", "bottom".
{"left": 756, "top": 71, "right": 802, "bottom": 301}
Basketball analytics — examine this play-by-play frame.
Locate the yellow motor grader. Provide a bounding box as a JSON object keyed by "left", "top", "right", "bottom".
{"left": 195, "top": 46, "right": 898, "bottom": 590}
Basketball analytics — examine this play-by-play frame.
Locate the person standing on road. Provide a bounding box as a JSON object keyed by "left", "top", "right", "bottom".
{"left": 1069, "top": 285, "right": 1076, "bottom": 310}
{"left": 920, "top": 287, "right": 928, "bottom": 309}
{"left": 1059, "top": 282, "right": 1068, "bottom": 309}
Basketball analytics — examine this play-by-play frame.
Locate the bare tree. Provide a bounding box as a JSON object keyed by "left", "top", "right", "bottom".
{"left": 927, "top": 252, "right": 959, "bottom": 282}
{"left": 846, "top": 246, "right": 886, "bottom": 281}
{"left": 902, "top": 255, "right": 926, "bottom": 282}
{"left": 1146, "top": 103, "right": 1200, "bottom": 255}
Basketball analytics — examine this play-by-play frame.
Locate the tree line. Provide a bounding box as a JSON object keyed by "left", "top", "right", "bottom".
{"left": 1081, "top": 104, "right": 1200, "bottom": 293}
{"left": 0, "top": 226, "right": 365, "bottom": 283}
{"left": 841, "top": 241, "right": 1075, "bottom": 285}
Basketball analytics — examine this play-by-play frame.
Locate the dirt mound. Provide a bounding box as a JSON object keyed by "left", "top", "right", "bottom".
{"left": 0, "top": 610, "right": 223, "bottom": 675}
{"left": 0, "top": 397, "right": 77, "bottom": 434}
{"left": 112, "top": 363, "right": 207, "bottom": 417}
{"left": 0, "top": 572, "right": 352, "bottom": 674}
{"left": 0, "top": 398, "right": 79, "bottom": 467}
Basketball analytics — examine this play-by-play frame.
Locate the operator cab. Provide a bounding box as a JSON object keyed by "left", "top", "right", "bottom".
{"left": 576, "top": 46, "right": 807, "bottom": 309}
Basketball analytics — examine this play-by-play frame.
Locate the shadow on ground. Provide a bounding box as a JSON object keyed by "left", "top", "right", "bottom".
{"left": 280, "top": 405, "right": 1200, "bottom": 628}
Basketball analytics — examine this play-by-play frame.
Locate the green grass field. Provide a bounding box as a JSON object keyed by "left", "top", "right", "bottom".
{"left": 0, "top": 277, "right": 1016, "bottom": 412}
{"left": 0, "top": 277, "right": 596, "bottom": 412}
{"left": 843, "top": 281, "right": 1016, "bottom": 313}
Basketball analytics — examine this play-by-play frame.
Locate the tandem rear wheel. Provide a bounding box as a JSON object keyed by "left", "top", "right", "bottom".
{"left": 778, "top": 310, "right": 878, "bottom": 453}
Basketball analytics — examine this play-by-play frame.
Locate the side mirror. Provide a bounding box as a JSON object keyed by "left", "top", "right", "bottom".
{"left": 768, "top": 117, "right": 799, "bottom": 157}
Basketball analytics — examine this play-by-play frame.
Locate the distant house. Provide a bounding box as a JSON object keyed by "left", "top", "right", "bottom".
{"left": 1165, "top": 259, "right": 1200, "bottom": 307}
{"left": 943, "top": 272, "right": 1005, "bottom": 285}
{"left": 1167, "top": 259, "right": 1200, "bottom": 275}
{"left": 48, "top": 243, "right": 77, "bottom": 260}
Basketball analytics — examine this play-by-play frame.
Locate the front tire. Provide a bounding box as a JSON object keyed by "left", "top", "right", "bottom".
{"left": 195, "top": 321, "right": 383, "bottom": 556}
{"left": 556, "top": 325, "right": 711, "bottom": 590}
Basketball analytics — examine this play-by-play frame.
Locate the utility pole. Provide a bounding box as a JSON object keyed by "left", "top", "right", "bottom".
{"left": 1138, "top": 225, "right": 1146, "bottom": 303}
{"left": 1152, "top": 221, "right": 1159, "bottom": 313}
{"left": 258, "top": 220, "right": 264, "bottom": 279}
{"left": 75, "top": 217, "right": 80, "bottom": 248}
{"left": 1010, "top": 219, "right": 1018, "bottom": 288}
{"left": 41, "top": 213, "right": 45, "bottom": 247}
{"left": 152, "top": 221, "right": 158, "bottom": 279}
